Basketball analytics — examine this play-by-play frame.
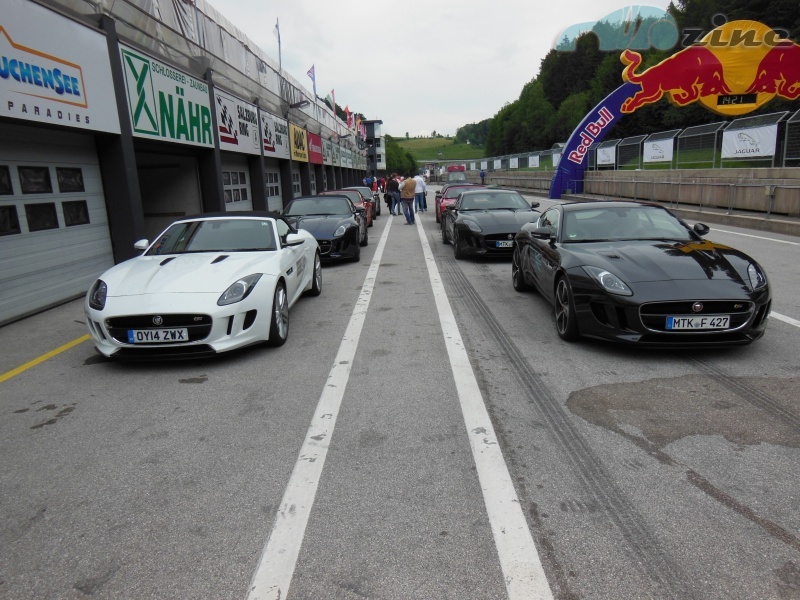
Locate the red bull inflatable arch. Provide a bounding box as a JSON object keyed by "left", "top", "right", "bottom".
{"left": 549, "top": 20, "right": 800, "bottom": 199}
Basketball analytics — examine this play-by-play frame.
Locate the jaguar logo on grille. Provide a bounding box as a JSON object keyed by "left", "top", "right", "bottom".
{"left": 152, "top": 316, "right": 163, "bottom": 325}
{"left": 508, "top": 234, "right": 513, "bottom": 240}
{"left": 692, "top": 302, "right": 704, "bottom": 313}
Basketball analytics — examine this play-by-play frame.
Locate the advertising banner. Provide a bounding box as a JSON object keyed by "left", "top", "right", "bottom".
{"left": 120, "top": 44, "right": 213, "bottom": 147}
{"left": 493, "top": 159, "right": 501, "bottom": 169}
{"left": 322, "top": 139, "right": 333, "bottom": 165}
{"left": 528, "top": 155, "right": 540, "bottom": 168}
{"left": 481, "top": 161, "right": 488, "bottom": 170}
{"left": 553, "top": 152, "right": 562, "bottom": 167}
{"left": 510, "top": 157, "right": 519, "bottom": 169}
{"left": 1, "top": 0, "right": 120, "bottom": 133}
{"left": 722, "top": 125, "right": 778, "bottom": 158}
{"left": 332, "top": 144, "right": 341, "bottom": 167}
{"left": 214, "top": 89, "right": 260, "bottom": 155}
{"left": 342, "top": 147, "right": 352, "bottom": 169}
{"left": 643, "top": 140, "right": 674, "bottom": 163}
{"left": 261, "top": 113, "right": 289, "bottom": 159}
{"left": 596, "top": 147, "right": 616, "bottom": 166}
{"left": 289, "top": 123, "right": 308, "bottom": 162}
{"left": 307, "top": 132, "right": 323, "bottom": 164}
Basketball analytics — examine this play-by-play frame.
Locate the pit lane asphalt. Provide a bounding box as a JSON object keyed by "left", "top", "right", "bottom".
{"left": 1, "top": 190, "right": 799, "bottom": 600}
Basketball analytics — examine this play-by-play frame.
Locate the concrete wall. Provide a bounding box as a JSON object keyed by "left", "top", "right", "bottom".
{"left": 477, "top": 168, "right": 800, "bottom": 217}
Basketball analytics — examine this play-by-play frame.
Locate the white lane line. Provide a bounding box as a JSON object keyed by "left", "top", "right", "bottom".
{"left": 710, "top": 228, "right": 800, "bottom": 246}
{"left": 246, "top": 216, "right": 394, "bottom": 600}
{"left": 415, "top": 221, "right": 554, "bottom": 600}
{"left": 772, "top": 312, "right": 800, "bottom": 328}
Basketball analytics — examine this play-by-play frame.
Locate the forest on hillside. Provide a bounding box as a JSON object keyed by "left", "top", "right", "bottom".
{"left": 455, "top": 0, "right": 800, "bottom": 157}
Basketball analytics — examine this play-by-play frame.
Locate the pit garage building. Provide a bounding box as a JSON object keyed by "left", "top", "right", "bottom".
{"left": 0, "top": 0, "right": 370, "bottom": 325}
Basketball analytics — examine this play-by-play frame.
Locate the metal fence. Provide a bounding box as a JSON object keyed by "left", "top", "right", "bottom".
{"left": 443, "top": 109, "right": 800, "bottom": 173}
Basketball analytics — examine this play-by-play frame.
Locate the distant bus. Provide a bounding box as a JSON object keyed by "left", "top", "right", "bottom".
{"left": 445, "top": 164, "right": 467, "bottom": 182}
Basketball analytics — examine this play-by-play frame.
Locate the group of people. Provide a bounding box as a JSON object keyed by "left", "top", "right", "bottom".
{"left": 363, "top": 175, "right": 386, "bottom": 194}
{"left": 383, "top": 173, "right": 427, "bottom": 225}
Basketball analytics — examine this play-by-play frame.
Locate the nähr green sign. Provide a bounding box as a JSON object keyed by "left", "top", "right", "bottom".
{"left": 120, "top": 45, "right": 213, "bottom": 147}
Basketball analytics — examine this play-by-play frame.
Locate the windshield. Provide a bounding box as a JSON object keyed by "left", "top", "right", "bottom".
{"left": 325, "top": 190, "right": 362, "bottom": 204}
{"left": 447, "top": 172, "right": 467, "bottom": 182}
{"left": 459, "top": 192, "right": 530, "bottom": 210}
{"left": 445, "top": 187, "right": 474, "bottom": 199}
{"left": 284, "top": 197, "right": 352, "bottom": 216}
{"left": 146, "top": 219, "right": 277, "bottom": 254}
{"left": 562, "top": 206, "right": 694, "bottom": 242}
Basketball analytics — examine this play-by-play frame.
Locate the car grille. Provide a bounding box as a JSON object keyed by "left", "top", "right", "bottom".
{"left": 105, "top": 314, "right": 213, "bottom": 344}
{"left": 639, "top": 300, "right": 754, "bottom": 332}
{"left": 317, "top": 240, "right": 332, "bottom": 255}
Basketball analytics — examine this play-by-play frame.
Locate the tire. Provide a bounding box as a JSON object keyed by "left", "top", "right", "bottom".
{"left": 441, "top": 221, "right": 449, "bottom": 244}
{"left": 266, "top": 282, "right": 289, "bottom": 347}
{"left": 304, "top": 251, "right": 322, "bottom": 296}
{"left": 360, "top": 225, "right": 369, "bottom": 247}
{"left": 512, "top": 248, "right": 530, "bottom": 292}
{"left": 453, "top": 229, "right": 464, "bottom": 259}
{"left": 352, "top": 243, "right": 361, "bottom": 262}
{"left": 555, "top": 277, "right": 580, "bottom": 341}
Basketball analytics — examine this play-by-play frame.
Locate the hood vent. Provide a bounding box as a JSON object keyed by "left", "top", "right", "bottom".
{"left": 159, "top": 257, "right": 176, "bottom": 266}
{"left": 598, "top": 252, "right": 622, "bottom": 260}
{"left": 211, "top": 255, "right": 230, "bottom": 264}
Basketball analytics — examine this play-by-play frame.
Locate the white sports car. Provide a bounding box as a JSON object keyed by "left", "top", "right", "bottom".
{"left": 85, "top": 212, "right": 321, "bottom": 359}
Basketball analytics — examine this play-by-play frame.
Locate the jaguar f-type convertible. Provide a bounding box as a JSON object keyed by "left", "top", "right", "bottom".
{"left": 282, "top": 195, "right": 368, "bottom": 262}
{"left": 85, "top": 212, "right": 321, "bottom": 359}
{"left": 442, "top": 189, "right": 540, "bottom": 258}
{"left": 512, "top": 201, "right": 771, "bottom": 346}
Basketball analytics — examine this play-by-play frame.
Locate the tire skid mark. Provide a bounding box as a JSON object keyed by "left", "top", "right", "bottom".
{"left": 441, "top": 256, "right": 694, "bottom": 600}
{"left": 685, "top": 356, "right": 800, "bottom": 432}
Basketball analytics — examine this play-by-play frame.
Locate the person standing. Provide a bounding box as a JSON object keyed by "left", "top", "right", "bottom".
{"left": 387, "top": 173, "right": 401, "bottom": 215}
{"left": 480, "top": 168, "right": 486, "bottom": 184}
{"left": 413, "top": 173, "right": 427, "bottom": 213}
{"left": 399, "top": 175, "right": 416, "bottom": 224}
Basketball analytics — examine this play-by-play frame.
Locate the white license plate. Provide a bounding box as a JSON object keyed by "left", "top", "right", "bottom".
{"left": 127, "top": 328, "right": 189, "bottom": 343}
{"left": 495, "top": 241, "right": 514, "bottom": 248}
{"left": 665, "top": 315, "right": 730, "bottom": 330}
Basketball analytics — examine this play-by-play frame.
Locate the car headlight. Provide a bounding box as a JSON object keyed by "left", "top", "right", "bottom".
{"left": 88, "top": 279, "right": 107, "bottom": 310}
{"left": 582, "top": 266, "right": 633, "bottom": 296}
{"left": 747, "top": 263, "right": 767, "bottom": 290}
{"left": 334, "top": 225, "right": 347, "bottom": 237}
{"left": 218, "top": 274, "right": 263, "bottom": 306}
{"left": 465, "top": 220, "right": 482, "bottom": 233}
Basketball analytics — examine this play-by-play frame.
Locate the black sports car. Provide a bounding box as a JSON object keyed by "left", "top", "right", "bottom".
{"left": 282, "top": 195, "right": 367, "bottom": 262}
{"left": 512, "top": 201, "right": 771, "bottom": 346}
{"left": 441, "top": 189, "right": 541, "bottom": 258}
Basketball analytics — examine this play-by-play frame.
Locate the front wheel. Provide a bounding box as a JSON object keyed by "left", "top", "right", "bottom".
{"left": 555, "top": 277, "right": 579, "bottom": 341}
{"left": 441, "top": 221, "right": 449, "bottom": 244}
{"left": 360, "top": 225, "right": 369, "bottom": 247}
{"left": 305, "top": 251, "right": 322, "bottom": 296}
{"left": 267, "top": 282, "right": 289, "bottom": 346}
{"left": 453, "top": 229, "right": 464, "bottom": 259}
{"left": 512, "top": 248, "right": 530, "bottom": 292}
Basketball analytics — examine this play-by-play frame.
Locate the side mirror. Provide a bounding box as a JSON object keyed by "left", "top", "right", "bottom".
{"left": 530, "top": 201, "right": 540, "bottom": 208}
{"left": 694, "top": 223, "right": 710, "bottom": 236}
{"left": 532, "top": 227, "right": 554, "bottom": 240}
{"left": 355, "top": 207, "right": 366, "bottom": 214}
{"left": 134, "top": 239, "right": 149, "bottom": 251}
{"left": 285, "top": 233, "right": 305, "bottom": 247}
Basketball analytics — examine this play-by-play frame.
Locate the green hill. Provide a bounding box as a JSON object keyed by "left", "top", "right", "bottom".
{"left": 397, "top": 137, "right": 485, "bottom": 162}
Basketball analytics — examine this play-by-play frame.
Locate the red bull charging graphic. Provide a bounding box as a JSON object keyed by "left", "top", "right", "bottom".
{"left": 550, "top": 20, "right": 800, "bottom": 199}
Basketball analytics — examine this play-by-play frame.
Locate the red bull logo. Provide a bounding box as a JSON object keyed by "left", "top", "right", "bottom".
{"left": 620, "top": 20, "right": 799, "bottom": 117}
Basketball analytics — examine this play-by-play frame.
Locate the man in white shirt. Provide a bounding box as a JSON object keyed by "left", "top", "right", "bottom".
{"left": 413, "top": 173, "right": 427, "bottom": 213}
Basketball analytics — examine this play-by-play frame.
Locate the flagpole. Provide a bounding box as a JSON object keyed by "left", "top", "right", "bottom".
{"left": 275, "top": 18, "right": 283, "bottom": 99}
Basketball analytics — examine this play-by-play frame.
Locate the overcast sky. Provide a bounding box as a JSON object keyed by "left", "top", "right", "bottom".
{"left": 205, "top": 0, "right": 671, "bottom": 138}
